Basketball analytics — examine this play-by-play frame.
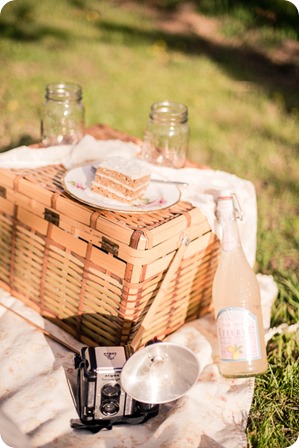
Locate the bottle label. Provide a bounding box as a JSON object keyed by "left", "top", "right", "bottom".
{"left": 216, "top": 307, "right": 262, "bottom": 362}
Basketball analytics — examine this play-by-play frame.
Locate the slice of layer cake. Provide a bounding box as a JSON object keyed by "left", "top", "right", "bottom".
{"left": 91, "top": 156, "right": 151, "bottom": 203}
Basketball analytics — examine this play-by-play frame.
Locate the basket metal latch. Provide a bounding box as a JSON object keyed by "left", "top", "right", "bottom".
{"left": 101, "top": 237, "right": 119, "bottom": 256}
{"left": 0, "top": 186, "right": 6, "bottom": 198}
{"left": 44, "top": 208, "right": 60, "bottom": 226}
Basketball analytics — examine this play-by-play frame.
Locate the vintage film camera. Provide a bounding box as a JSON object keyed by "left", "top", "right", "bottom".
{"left": 71, "top": 345, "right": 159, "bottom": 432}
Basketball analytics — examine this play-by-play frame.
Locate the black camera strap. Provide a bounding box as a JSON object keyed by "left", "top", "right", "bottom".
{"left": 70, "top": 404, "right": 159, "bottom": 433}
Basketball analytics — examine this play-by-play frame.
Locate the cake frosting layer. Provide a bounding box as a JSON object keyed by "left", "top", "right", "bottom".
{"left": 99, "top": 157, "right": 151, "bottom": 179}
{"left": 91, "top": 156, "right": 151, "bottom": 203}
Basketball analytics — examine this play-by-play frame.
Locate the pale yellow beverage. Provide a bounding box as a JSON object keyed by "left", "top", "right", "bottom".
{"left": 212, "top": 194, "right": 268, "bottom": 378}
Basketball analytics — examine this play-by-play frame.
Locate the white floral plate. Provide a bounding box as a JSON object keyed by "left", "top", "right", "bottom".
{"left": 62, "top": 164, "right": 181, "bottom": 213}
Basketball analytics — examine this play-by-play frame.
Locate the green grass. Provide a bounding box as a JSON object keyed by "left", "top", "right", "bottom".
{"left": 248, "top": 276, "right": 299, "bottom": 447}
{"left": 0, "top": 1, "right": 298, "bottom": 446}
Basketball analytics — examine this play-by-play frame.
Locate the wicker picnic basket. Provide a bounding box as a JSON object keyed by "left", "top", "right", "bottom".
{"left": 0, "top": 124, "right": 220, "bottom": 348}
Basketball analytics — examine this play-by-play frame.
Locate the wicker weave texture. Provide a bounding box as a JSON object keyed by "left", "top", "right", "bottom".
{"left": 0, "top": 125, "right": 220, "bottom": 347}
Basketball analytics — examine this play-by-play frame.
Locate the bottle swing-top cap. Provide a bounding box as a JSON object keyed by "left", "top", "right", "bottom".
{"left": 216, "top": 191, "right": 243, "bottom": 221}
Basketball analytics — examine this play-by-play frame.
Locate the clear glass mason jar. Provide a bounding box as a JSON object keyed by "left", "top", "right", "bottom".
{"left": 141, "top": 101, "right": 189, "bottom": 168}
{"left": 41, "top": 82, "right": 85, "bottom": 146}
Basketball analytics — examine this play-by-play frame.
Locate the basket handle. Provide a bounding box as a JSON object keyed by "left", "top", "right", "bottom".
{"left": 130, "top": 234, "right": 190, "bottom": 351}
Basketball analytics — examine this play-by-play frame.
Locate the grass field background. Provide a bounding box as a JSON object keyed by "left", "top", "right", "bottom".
{"left": 0, "top": 1, "right": 298, "bottom": 446}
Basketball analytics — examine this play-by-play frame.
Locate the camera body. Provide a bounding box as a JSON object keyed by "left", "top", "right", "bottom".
{"left": 74, "top": 345, "right": 159, "bottom": 429}
{"left": 78, "top": 345, "right": 135, "bottom": 421}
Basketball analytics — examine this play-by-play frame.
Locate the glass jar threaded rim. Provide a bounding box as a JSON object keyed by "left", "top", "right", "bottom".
{"left": 45, "top": 82, "right": 83, "bottom": 102}
{"left": 150, "top": 101, "right": 188, "bottom": 125}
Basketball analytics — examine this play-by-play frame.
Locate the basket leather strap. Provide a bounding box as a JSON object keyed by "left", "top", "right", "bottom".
{"left": 130, "top": 234, "right": 190, "bottom": 351}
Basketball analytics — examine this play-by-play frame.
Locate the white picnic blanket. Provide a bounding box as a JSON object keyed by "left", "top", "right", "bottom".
{"left": 0, "top": 274, "right": 278, "bottom": 448}
{"left": 0, "top": 135, "right": 278, "bottom": 447}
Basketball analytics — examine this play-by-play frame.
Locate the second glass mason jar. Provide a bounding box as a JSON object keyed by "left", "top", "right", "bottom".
{"left": 141, "top": 101, "right": 189, "bottom": 168}
{"left": 41, "top": 82, "right": 85, "bottom": 146}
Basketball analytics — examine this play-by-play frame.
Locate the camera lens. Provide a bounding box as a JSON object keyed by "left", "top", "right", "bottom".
{"left": 100, "top": 400, "right": 120, "bottom": 416}
{"left": 102, "top": 384, "right": 120, "bottom": 398}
